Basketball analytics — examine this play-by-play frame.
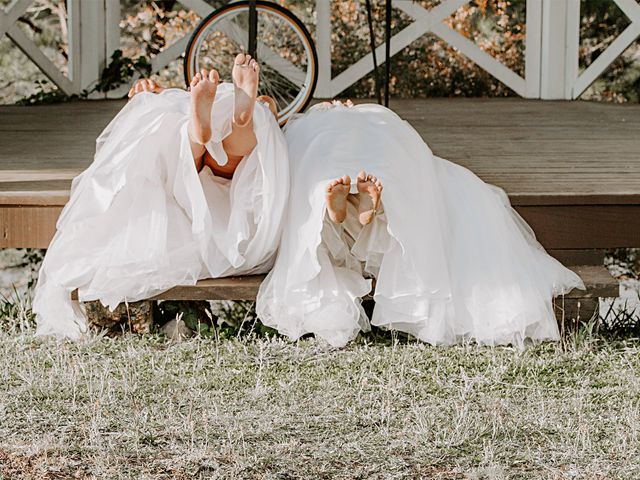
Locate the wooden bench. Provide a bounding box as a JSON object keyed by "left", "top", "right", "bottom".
{"left": 72, "top": 265, "right": 619, "bottom": 334}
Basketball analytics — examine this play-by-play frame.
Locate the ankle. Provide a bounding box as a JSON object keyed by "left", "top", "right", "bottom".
{"left": 188, "top": 120, "right": 211, "bottom": 145}
{"left": 233, "top": 112, "right": 253, "bottom": 128}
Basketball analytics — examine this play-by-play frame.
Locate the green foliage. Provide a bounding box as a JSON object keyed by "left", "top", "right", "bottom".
{"left": 13, "top": 49, "right": 152, "bottom": 105}
{"left": 0, "top": 287, "right": 36, "bottom": 334}
{"left": 154, "top": 299, "right": 278, "bottom": 340}
{"left": 92, "top": 49, "right": 152, "bottom": 94}
{"left": 14, "top": 248, "right": 45, "bottom": 290}
{"left": 14, "top": 80, "right": 74, "bottom": 105}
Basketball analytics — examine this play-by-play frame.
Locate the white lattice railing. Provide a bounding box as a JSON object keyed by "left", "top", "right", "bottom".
{"left": 1, "top": 0, "right": 639, "bottom": 99}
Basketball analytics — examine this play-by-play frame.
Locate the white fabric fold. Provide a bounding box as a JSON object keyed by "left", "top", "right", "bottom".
{"left": 33, "top": 82, "right": 289, "bottom": 340}
{"left": 256, "top": 102, "right": 584, "bottom": 348}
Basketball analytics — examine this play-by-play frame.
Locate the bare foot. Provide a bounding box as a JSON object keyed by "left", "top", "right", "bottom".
{"left": 356, "top": 171, "right": 383, "bottom": 225}
{"left": 232, "top": 53, "right": 260, "bottom": 127}
{"left": 127, "top": 78, "right": 164, "bottom": 100}
{"left": 189, "top": 69, "right": 219, "bottom": 144}
{"left": 326, "top": 175, "right": 351, "bottom": 224}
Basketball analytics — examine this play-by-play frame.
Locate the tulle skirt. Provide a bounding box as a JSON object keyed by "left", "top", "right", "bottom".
{"left": 33, "top": 83, "right": 289, "bottom": 340}
{"left": 256, "top": 102, "right": 584, "bottom": 348}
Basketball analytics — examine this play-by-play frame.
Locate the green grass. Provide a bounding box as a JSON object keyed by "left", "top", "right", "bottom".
{"left": 1, "top": 322, "right": 639, "bottom": 479}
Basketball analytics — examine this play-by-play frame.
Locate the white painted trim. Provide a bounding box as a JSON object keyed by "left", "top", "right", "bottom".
{"left": 67, "top": 0, "right": 79, "bottom": 91}
{"left": 0, "top": 0, "right": 34, "bottom": 38}
{"left": 2, "top": 0, "right": 637, "bottom": 101}
{"left": 525, "top": 0, "right": 542, "bottom": 98}
{"left": 614, "top": 0, "right": 640, "bottom": 23}
{"left": 565, "top": 0, "right": 580, "bottom": 99}
{"left": 315, "top": 0, "right": 332, "bottom": 97}
{"left": 178, "top": 0, "right": 214, "bottom": 18}
{"left": 432, "top": 23, "right": 526, "bottom": 96}
{"left": 151, "top": 36, "right": 191, "bottom": 73}
{"left": 6, "top": 24, "right": 75, "bottom": 94}
{"left": 327, "top": 0, "right": 468, "bottom": 97}
{"left": 573, "top": 22, "right": 640, "bottom": 98}
{"left": 105, "top": 0, "right": 120, "bottom": 64}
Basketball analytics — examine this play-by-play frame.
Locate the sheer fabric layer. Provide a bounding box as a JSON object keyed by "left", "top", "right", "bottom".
{"left": 34, "top": 83, "right": 289, "bottom": 340}
{"left": 256, "top": 103, "right": 584, "bottom": 348}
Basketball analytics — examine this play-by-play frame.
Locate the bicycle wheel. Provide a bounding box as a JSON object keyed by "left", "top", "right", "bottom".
{"left": 184, "top": 1, "right": 318, "bottom": 126}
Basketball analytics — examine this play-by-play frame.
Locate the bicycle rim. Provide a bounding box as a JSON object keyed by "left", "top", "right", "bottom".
{"left": 185, "top": 1, "right": 318, "bottom": 125}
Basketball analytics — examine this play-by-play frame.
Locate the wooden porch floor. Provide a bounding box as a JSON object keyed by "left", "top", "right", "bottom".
{"left": 1, "top": 98, "right": 639, "bottom": 258}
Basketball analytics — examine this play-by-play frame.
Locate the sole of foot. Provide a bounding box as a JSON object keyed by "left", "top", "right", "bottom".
{"left": 356, "top": 171, "right": 383, "bottom": 225}
{"left": 326, "top": 175, "right": 352, "bottom": 224}
{"left": 189, "top": 69, "right": 219, "bottom": 145}
{"left": 232, "top": 53, "right": 260, "bottom": 127}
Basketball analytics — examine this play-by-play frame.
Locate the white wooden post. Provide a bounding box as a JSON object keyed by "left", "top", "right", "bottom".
{"left": 68, "top": 0, "right": 120, "bottom": 96}
{"left": 315, "top": 0, "right": 333, "bottom": 97}
{"left": 524, "top": 0, "right": 542, "bottom": 98}
{"left": 539, "top": 0, "right": 580, "bottom": 99}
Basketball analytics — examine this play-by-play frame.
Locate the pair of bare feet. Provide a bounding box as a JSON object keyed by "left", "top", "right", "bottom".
{"left": 326, "top": 171, "right": 383, "bottom": 226}
{"left": 188, "top": 53, "right": 261, "bottom": 145}
{"left": 127, "top": 52, "right": 263, "bottom": 146}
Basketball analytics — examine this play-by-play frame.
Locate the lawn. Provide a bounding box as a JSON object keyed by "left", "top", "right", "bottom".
{"left": 0, "top": 323, "right": 639, "bottom": 479}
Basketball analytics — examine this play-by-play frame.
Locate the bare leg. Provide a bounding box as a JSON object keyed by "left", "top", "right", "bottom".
{"left": 258, "top": 95, "right": 278, "bottom": 118}
{"left": 356, "top": 171, "right": 383, "bottom": 225}
{"left": 221, "top": 53, "right": 260, "bottom": 158}
{"left": 188, "top": 69, "right": 219, "bottom": 173}
{"left": 326, "top": 175, "right": 351, "bottom": 224}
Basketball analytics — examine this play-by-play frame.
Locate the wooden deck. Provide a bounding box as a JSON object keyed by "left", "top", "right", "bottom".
{"left": 1, "top": 98, "right": 639, "bottom": 263}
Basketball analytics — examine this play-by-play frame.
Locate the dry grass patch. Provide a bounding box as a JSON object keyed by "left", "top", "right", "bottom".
{"left": 0, "top": 329, "right": 639, "bottom": 479}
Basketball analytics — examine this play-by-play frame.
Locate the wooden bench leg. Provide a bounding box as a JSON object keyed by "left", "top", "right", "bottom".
{"left": 84, "top": 300, "right": 155, "bottom": 335}
{"left": 554, "top": 297, "right": 599, "bottom": 327}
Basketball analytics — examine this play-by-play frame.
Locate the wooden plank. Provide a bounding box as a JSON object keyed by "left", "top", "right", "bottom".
{"left": 547, "top": 249, "right": 605, "bottom": 266}
{"left": 516, "top": 205, "right": 640, "bottom": 248}
{"left": 1, "top": 99, "right": 638, "bottom": 201}
{"left": 70, "top": 265, "right": 616, "bottom": 303}
{"left": 0, "top": 205, "right": 62, "bottom": 248}
{"left": 562, "top": 265, "right": 619, "bottom": 299}
{"left": 150, "top": 275, "right": 266, "bottom": 301}
{"left": 70, "top": 275, "right": 266, "bottom": 301}
{"left": 1, "top": 99, "right": 639, "bottom": 250}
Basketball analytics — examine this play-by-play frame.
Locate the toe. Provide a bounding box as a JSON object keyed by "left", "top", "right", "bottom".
{"left": 235, "top": 52, "right": 246, "bottom": 65}
{"left": 357, "top": 170, "right": 367, "bottom": 182}
{"left": 342, "top": 175, "right": 351, "bottom": 185}
{"left": 244, "top": 54, "right": 252, "bottom": 65}
{"left": 209, "top": 69, "right": 219, "bottom": 83}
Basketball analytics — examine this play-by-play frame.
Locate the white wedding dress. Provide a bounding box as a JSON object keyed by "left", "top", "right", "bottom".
{"left": 33, "top": 83, "right": 289, "bottom": 340}
{"left": 256, "top": 101, "right": 584, "bottom": 348}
